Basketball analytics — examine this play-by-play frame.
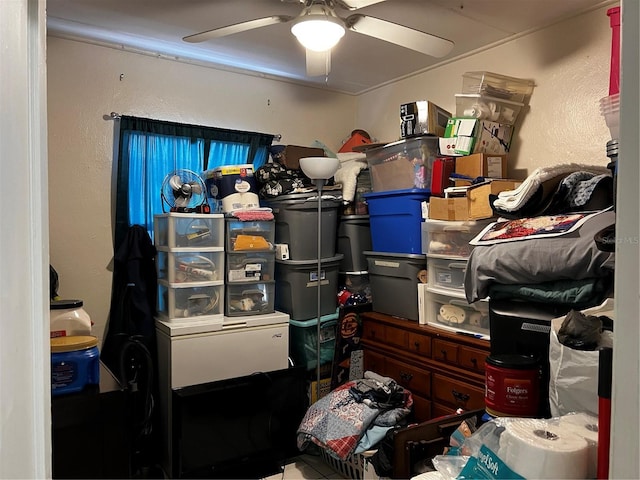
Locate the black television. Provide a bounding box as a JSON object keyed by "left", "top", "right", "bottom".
{"left": 171, "top": 366, "right": 308, "bottom": 479}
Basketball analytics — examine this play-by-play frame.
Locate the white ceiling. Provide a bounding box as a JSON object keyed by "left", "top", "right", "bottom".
{"left": 46, "top": 0, "right": 614, "bottom": 95}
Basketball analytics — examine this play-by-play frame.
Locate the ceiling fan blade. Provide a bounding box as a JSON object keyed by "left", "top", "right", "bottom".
{"left": 335, "top": 0, "right": 386, "bottom": 10}
{"left": 183, "top": 15, "right": 293, "bottom": 43}
{"left": 306, "top": 49, "right": 331, "bottom": 77}
{"left": 345, "top": 14, "right": 454, "bottom": 58}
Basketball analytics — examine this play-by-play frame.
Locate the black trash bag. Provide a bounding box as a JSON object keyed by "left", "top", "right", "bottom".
{"left": 557, "top": 310, "right": 602, "bottom": 350}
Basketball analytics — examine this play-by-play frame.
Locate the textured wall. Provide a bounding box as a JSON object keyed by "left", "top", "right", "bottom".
{"left": 46, "top": 38, "right": 356, "bottom": 344}
{"left": 355, "top": 5, "right": 614, "bottom": 176}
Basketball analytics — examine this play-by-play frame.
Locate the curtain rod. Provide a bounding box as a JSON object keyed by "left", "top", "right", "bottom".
{"left": 108, "top": 112, "right": 282, "bottom": 142}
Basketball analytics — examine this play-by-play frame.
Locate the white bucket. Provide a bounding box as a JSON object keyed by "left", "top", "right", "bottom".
{"left": 50, "top": 299, "right": 92, "bottom": 338}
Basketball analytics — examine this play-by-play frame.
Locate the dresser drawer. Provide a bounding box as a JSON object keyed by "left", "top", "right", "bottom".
{"left": 407, "top": 331, "right": 431, "bottom": 358}
{"left": 431, "top": 373, "right": 485, "bottom": 411}
{"left": 384, "top": 324, "right": 410, "bottom": 350}
{"left": 385, "top": 357, "right": 430, "bottom": 398}
{"left": 458, "top": 346, "right": 488, "bottom": 373}
{"left": 362, "top": 320, "right": 386, "bottom": 343}
{"left": 432, "top": 338, "right": 459, "bottom": 365}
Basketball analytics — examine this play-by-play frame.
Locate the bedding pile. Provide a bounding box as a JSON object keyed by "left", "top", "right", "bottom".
{"left": 297, "top": 371, "right": 413, "bottom": 461}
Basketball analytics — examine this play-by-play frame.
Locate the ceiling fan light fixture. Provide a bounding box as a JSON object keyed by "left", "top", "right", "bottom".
{"left": 291, "top": 4, "right": 346, "bottom": 52}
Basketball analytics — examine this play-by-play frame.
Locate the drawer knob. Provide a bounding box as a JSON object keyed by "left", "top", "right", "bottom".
{"left": 471, "top": 358, "right": 478, "bottom": 366}
{"left": 400, "top": 372, "right": 414, "bottom": 382}
{"left": 452, "top": 389, "right": 470, "bottom": 404}
{"left": 440, "top": 349, "right": 447, "bottom": 358}
{"left": 414, "top": 341, "right": 421, "bottom": 350}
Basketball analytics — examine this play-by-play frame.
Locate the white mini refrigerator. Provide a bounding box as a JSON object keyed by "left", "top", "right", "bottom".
{"left": 155, "top": 311, "right": 291, "bottom": 477}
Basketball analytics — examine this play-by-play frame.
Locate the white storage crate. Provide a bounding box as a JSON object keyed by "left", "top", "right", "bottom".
{"left": 320, "top": 449, "right": 379, "bottom": 480}
{"left": 427, "top": 255, "right": 468, "bottom": 295}
{"left": 226, "top": 250, "right": 275, "bottom": 283}
{"left": 425, "top": 218, "right": 492, "bottom": 258}
{"left": 425, "top": 289, "right": 490, "bottom": 339}
{"left": 226, "top": 219, "right": 275, "bottom": 252}
{"left": 225, "top": 281, "right": 275, "bottom": 316}
{"left": 154, "top": 213, "right": 224, "bottom": 248}
{"left": 157, "top": 280, "right": 224, "bottom": 322}
{"left": 157, "top": 248, "right": 224, "bottom": 284}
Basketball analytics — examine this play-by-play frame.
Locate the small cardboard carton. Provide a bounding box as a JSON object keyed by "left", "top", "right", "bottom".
{"left": 454, "top": 153, "right": 508, "bottom": 185}
{"left": 273, "top": 145, "right": 325, "bottom": 170}
{"left": 428, "top": 179, "right": 521, "bottom": 221}
{"left": 443, "top": 118, "right": 514, "bottom": 156}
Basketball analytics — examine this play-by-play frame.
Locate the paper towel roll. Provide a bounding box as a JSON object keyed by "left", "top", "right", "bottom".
{"left": 498, "top": 419, "right": 589, "bottom": 479}
{"left": 561, "top": 413, "right": 599, "bottom": 479}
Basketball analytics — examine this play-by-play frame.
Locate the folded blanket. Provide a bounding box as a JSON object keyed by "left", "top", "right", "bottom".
{"left": 493, "top": 163, "right": 610, "bottom": 212}
{"left": 464, "top": 209, "right": 615, "bottom": 303}
{"left": 488, "top": 275, "right": 613, "bottom": 310}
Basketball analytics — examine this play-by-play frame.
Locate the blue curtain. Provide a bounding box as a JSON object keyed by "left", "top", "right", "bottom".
{"left": 115, "top": 116, "right": 274, "bottom": 247}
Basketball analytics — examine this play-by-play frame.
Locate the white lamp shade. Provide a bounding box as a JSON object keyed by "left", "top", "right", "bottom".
{"left": 291, "top": 18, "right": 345, "bottom": 52}
{"left": 299, "top": 156, "right": 340, "bottom": 180}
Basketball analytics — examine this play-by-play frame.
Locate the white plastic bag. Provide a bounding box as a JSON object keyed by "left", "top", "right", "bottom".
{"left": 548, "top": 299, "right": 614, "bottom": 417}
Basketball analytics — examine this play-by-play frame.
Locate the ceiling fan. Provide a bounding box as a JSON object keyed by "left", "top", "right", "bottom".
{"left": 183, "top": 0, "right": 454, "bottom": 77}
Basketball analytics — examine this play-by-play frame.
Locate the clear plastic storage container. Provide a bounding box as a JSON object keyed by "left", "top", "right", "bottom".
{"left": 462, "top": 71, "right": 535, "bottom": 103}
{"left": 455, "top": 94, "right": 524, "bottom": 125}
{"left": 156, "top": 249, "right": 224, "bottom": 284}
{"left": 154, "top": 213, "right": 224, "bottom": 248}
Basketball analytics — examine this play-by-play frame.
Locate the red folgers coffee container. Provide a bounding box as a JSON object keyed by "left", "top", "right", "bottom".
{"left": 485, "top": 354, "right": 540, "bottom": 417}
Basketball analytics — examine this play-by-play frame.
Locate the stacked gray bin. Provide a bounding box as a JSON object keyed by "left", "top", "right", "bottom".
{"left": 267, "top": 192, "right": 343, "bottom": 371}
{"left": 337, "top": 215, "right": 372, "bottom": 303}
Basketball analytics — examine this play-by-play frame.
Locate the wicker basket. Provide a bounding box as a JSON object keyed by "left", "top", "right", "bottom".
{"left": 320, "top": 449, "right": 379, "bottom": 480}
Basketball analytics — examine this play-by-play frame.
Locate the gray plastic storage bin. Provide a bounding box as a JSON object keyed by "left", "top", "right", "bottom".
{"left": 337, "top": 215, "right": 372, "bottom": 272}
{"left": 266, "top": 192, "right": 340, "bottom": 260}
{"left": 274, "top": 255, "right": 342, "bottom": 321}
{"left": 364, "top": 251, "right": 427, "bottom": 321}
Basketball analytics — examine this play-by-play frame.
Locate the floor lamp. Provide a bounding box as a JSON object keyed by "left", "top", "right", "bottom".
{"left": 299, "top": 156, "right": 340, "bottom": 402}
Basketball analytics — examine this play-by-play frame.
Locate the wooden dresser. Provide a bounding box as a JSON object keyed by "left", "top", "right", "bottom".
{"left": 360, "top": 311, "right": 490, "bottom": 422}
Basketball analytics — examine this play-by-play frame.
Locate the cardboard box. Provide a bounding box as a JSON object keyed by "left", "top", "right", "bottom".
{"left": 273, "top": 145, "right": 325, "bottom": 170}
{"left": 428, "top": 180, "right": 521, "bottom": 221}
{"left": 401, "top": 100, "right": 451, "bottom": 138}
{"left": 443, "top": 118, "right": 513, "bottom": 156}
{"left": 454, "top": 153, "right": 508, "bottom": 184}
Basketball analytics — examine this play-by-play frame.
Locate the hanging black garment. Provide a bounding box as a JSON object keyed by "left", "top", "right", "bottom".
{"left": 100, "top": 224, "right": 161, "bottom": 477}
{"left": 101, "top": 224, "right": 158, "bottom": 374}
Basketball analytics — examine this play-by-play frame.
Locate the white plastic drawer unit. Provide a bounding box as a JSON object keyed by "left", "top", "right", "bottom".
{"left": 157, "top": 280, "right": 224, "bottom": 322}
{"left": 154, "top": 213, "right": 224, "bottom": 249}
{"left": 226, "top": 219, "right": 275, "bottom": 252}
{"left": 226, "top": 251, "right": 276, "bottom": 283}
{"left": 425, "top": 289, "right": 490, "bottom": 340}
{"left": 427, "top": 255, "right": 469, "bottom": 295}
{"left": 425, "top": 218, "right": 492, "bottom": 258}
{"left": 157, "top": 248, "right": 225, "bottom": 284}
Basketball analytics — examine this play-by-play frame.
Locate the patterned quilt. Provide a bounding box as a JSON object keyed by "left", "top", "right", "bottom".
{"left": 297, "top": 378, "right": 413, "bottom": 461}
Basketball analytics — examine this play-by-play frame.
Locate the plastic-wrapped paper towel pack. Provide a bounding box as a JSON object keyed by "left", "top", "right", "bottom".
{"left": 431, "top": 413, "right": 599, "bottom": 479}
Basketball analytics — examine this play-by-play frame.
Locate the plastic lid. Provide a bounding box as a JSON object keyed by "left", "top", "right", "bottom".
{"left": 50, "top": 299, "right": 84, "bottom": 310}
{"left": 51, "top": 335, "right": 98, "bottom": 352}
{"left": 486, "top": 354, "right": 539, "bottom": 369}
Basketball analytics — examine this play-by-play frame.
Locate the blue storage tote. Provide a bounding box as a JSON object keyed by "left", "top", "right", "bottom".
{"left": 364, "top": 189, "right": 431, "bottom": 254}
{"left": 289, "top": 312, "right": 339, "bottom": 370}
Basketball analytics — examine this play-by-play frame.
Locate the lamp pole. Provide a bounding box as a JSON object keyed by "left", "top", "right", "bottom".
{"left": 315, "top": 178, "right": 325, "bottom": 403}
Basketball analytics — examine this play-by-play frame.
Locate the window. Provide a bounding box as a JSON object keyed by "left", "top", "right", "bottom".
{"left": 115, "top": 116, "right": 274, "bottom": 247}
